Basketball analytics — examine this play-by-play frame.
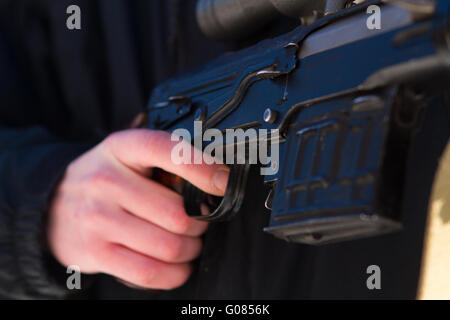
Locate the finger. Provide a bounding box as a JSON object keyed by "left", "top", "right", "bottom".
{"left": 101, "top": 206, "right": 203, "bottom": 263}
{"left": 103, "top": 168, "right": 208, "bottom": 236}
{"left": 106, "top": 129, "right": 229, "bottom": 196}
{"left": 98, "top": 243, "right": 192, "bottom": 290}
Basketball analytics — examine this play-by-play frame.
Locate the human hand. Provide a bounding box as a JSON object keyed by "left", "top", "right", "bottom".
{"left": 47, "top": 129, "right": 229, "bottom": 290}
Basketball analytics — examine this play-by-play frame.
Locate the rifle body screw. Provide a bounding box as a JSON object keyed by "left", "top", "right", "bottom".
{"left": 263, "top": 108, "right": 278, "bottom": 123}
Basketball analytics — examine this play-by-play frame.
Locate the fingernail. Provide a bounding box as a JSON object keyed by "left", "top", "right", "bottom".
{"left": 213, "top": 168, "right": 230, "bottom": 193}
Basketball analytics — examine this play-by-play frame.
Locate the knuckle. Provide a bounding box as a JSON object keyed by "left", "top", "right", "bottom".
{"left": 103, "top": 131, "right": 122, "bottom": 146}
{"left": 102, "top": 131, "right": 129, "bottom": 153}
{"left": 85, "top": 171, "right": 117, "bottom": 190}
{"left": 165, "top": 265, "right": 191, "bottom": 290}
{"left": 172, "top": 214, "right": 191, "bottom": 234}
{"left": 162, "top": 236, "right": 185, "bottom": 262}
{"left": 143, "top": 130, "right": 171, "bottom": 149}
{"left": 85, "top": 242, "right": 109, "bottom": 266}
{"left": 134, "top": 265, "right": 156, "bottom": 288}
{"left": 82, "top": 208, "right": 108, "bottom": 230}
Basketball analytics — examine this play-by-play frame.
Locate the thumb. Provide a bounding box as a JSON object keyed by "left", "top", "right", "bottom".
{"left": 105, "top": 129, "right": 229, "bottom": 196}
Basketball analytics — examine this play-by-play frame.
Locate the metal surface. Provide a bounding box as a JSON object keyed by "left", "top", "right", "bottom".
{"left": 325, "top": 0, "right": 349, "bottom": 15}
{"left": 148, "top": 0, "right": 450, "bottom": 244}
{"left": 298, "top": 3, "right": 420, "bottom": 59}
{"left": 263, "top": 108, "right": 278, "bottom": 123}
{"left": 196, "top": 0, "right": 339, "bottom": 40}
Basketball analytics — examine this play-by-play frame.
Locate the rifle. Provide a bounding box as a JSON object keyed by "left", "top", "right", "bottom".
{"left": 145, "top": 0, "right": 450, "bottom": 244}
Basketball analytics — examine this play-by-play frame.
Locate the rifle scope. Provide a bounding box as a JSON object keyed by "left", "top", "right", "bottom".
{"left": 196, "top": 0, "right": 350, "bottom": 40}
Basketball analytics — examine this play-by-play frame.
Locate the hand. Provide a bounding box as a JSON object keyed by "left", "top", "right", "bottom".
{"left": 47, "top": 129, "right": 229, "bottom": 290}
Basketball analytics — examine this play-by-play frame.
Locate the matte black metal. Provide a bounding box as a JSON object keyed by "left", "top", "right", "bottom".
{"left": 147, "top": 0, "right": 450, "bottom": 244}
{"left": 196, "top": 0, "right": 341, "bottom": 40}
{"left": 184, "top": 164, "right": 251, "bottom": 221}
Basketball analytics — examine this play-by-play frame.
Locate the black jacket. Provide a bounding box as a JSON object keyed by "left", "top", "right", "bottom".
{"left": 0, "top": 0, "right": 448, "bottom": 299}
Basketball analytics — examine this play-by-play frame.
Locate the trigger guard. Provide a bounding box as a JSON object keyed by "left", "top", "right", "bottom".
{"left": 183, "top": 164, "right": 251, "bottom": 222}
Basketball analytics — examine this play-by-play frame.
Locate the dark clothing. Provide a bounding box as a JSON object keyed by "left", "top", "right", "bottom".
{"left": 0, "top": 0, "right": 447, "bottom": 299}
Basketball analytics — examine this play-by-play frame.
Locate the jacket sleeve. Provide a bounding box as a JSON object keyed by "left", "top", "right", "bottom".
{"left": 0, "top": 3, "right": 96, "bottom": 299}
{"left": 0, "top": 126, "right": 91, "bottom": 299}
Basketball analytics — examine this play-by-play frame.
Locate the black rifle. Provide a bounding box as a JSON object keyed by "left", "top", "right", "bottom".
{"left": 146, "top": 0, "right": 450, "bottom": 244}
